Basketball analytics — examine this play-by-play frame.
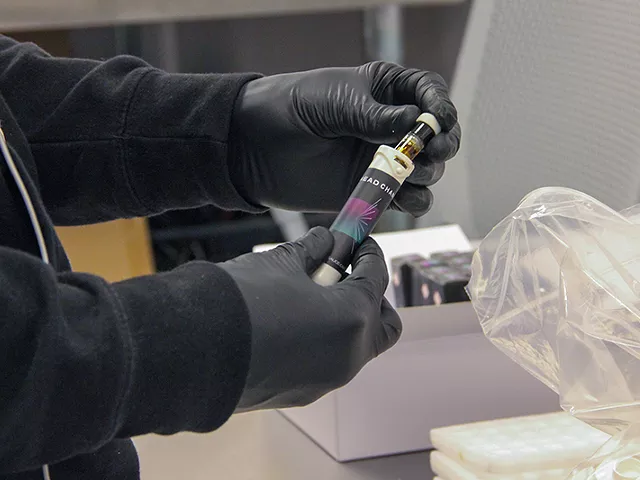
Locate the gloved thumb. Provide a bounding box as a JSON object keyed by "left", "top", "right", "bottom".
{"left": 341, "top": 237, "right": 389, "bottom": 300}
{"left": 291, "top": 226, "right": 335, "bottom": 274}
{"left": 340, "top": 238, "right": 402, "bottom": 355}
{"left": 347, "top": 101, "right": 420, "bottom": 144}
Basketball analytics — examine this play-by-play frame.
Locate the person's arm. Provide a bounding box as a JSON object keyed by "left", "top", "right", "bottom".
{"left": 0, "top": 247, "right": 251, "bottom": 473}
{"left": 0, "top": 35, "right": 263, "bottom": 225}
{"left": 0, "top": 226, "right": 400, "bottom": 474}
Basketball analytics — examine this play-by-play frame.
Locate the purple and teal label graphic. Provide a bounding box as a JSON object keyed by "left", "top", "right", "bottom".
{"left": 325, "top": 168, "right": 401, "bottom": 276}
{"left": 332, "top": 197, "right": 382, "bottom": 244}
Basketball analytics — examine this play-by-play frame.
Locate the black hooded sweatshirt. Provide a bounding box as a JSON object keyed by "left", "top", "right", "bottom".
{"left": 0, "top": 35, "right": 261, "bottom": 479}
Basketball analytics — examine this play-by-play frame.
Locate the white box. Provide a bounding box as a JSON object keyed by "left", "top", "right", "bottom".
{"left": 254, "top": 226, "right": 559, "bottom": 461}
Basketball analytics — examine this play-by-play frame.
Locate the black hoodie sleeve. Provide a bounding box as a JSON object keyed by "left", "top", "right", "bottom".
{"left": 0, "top": 35, "right": 264, "bottom": 226}
{"left": 0, "top": 247, "right": 251, "bottom": 474}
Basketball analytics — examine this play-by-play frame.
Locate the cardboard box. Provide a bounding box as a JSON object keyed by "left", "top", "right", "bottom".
{"left": 254, "top": 226, "right": 559, "bottom": 461}
{"left": 57, "top": 218, "right": 155, "bottom": 282}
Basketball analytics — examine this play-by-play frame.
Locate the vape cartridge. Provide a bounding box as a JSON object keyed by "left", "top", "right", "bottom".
{"left": 312, "top": 113, "right": 442, "bottom": 286}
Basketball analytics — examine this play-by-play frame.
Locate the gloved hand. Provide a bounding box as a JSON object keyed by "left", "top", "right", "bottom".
{"left": 229, "top": 61, "right": 461, "bottom": 217}
{"left": 220, "top": 226, "right": 401, "bottom": 411}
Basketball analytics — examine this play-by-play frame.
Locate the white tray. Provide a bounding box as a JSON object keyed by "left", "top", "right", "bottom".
{"left": 431, "top": 450, "right": 570, "bottom": 480}
{"left": 430, "top": 413, "right": 609, "bottom": 476}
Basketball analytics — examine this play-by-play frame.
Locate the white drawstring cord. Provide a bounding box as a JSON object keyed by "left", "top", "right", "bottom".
{"left": 0, "top": 126, "right": 52, "bottom": 480}
{"left": 0, "top": 128, "right": 49, "bottom": 264}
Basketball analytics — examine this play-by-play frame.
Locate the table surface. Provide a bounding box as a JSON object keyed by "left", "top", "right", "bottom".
{"left": 135, "top": 410, "right": 435, "bottom": 480}
{"left": 0, "top": 0, "right": 463, "bottom": 31}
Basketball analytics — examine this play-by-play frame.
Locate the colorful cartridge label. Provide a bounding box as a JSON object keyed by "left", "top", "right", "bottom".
{"left": 327, "top": 168, "right": 401, "bottom": 275}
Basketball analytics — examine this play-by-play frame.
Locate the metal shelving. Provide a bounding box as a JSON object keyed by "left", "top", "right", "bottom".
{"left": 0, "top": 0, "right": 463, "bottom": 31}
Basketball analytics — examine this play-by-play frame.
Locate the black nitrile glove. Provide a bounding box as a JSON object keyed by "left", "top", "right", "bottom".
{"left": 229, "top": 61, "right": 461, "bottom": 217}
{"left": 220, "top": 226, "right": 401, "bottom": 411}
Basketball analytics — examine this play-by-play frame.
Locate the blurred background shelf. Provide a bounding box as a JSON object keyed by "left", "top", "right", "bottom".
{"left": 149, "top": 213, "right": 335, "bottom": 268}
{"left": 0, "top": 0, "right": 463, "bottom": 31}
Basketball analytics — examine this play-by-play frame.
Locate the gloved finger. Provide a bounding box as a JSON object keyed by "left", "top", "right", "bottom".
{"left": 340, "top": 237, "right": 389, "bottom": 301}
{"left": 374, "top": 297, "right": 403, "bottom": 356}
{"left": 386, "top": 68, "right": 458, "bottom": 133}
{"left": 291, "top": 226, "right": 335, "bottom": 274}
{"left": 413, "top": 73, "right": 458, "bottom": 132}
{"left": 406, "top": 161, "right": 445, "bottom": 187}
{"left": 420, "top": 122, "right": 462, "bottom": 163}
{"left": 390, "top": 184, "right": 434, "bottom": 218}
{"left": 336, "top": 99, "right": 421, "bottom": 144}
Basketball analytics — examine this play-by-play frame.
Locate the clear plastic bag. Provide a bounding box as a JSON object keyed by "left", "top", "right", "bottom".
{"left": 467, "top": 187, "right": 640, "bottom": 479}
